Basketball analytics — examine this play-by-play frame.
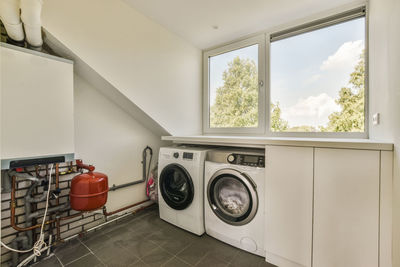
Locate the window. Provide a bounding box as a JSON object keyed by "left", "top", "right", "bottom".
{"left": 269, "top": 9, "right": 366, "bottom": 136}
{"left": 204, "top": 36, "right": 265, "bottom": 134}
{"left": 203, "top": 7, "right": 367, "bottom": 137}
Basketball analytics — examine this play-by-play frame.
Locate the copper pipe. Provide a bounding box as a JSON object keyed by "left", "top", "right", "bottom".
{"left": 10, "top": 175, "right": 96, "bottom": 232}
{"left": 34, "top": 165, "right": 47, "bottom": 178}
{"left": 30, "top": 165, "right": 75, "bottom": 176}
{"left": 56, "top": 218, "right": 61, "bottom": 241}
{"left": 55, "top": 164, "right": 60, "bottom": 205}
{"left": 102, "top": 200, "right": 150, "bottom": 216}
{"left": 130, "top": 202, "right": 155, "bottom": 215}
{"left": 59, "top": 211, "right": 87, "bottom": 221}
{"left": 55, "top": 163, "right": 60, "bottom": 241}
{"left": 11, "top": 175, "right": 150, "bottom": 232}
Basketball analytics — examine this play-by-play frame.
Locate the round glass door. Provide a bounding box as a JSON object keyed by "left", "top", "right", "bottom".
{"left": 207, "top": 169, "right": 258, "bottom": 225}
{"left": 159, "top": 164, "right": 194, "bottom": 210}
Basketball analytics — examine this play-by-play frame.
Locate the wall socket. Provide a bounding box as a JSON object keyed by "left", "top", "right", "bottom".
{"left": 372, "top": 113, "right": 380, "bottom": 125}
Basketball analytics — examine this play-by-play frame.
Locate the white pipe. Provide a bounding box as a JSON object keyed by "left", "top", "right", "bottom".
{"left": 16, "top": 246, "right": 48, "bottom": 267}
{"left": 0, "top": 0, "right": 24, "bottom": 41}
{"left": 63, "top": 202, "right": 153, "bottom": 241}
{"left": 20, "top": 0, "right": 43, "bottom": 47}
{"left": 61, "top": 212, "right": 133, "bottom": 242}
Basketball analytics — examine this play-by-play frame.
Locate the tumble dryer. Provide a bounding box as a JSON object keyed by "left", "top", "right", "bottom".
{"left": 158, "top": 146, "right": 209, "bottom": 235}
{"left": 204, "top": 148, "right": 265, "bottom": 256}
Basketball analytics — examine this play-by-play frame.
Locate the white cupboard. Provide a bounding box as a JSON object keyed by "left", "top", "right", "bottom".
{"left": 313, "top": 148, "right": 380, "bottom": 267}
{"left": 265, "top": 146, "right": 392, "bottom": 267}
{"left": 265, "top": 146, "right": 313, "bottom": 267}
{"left": 1, "top": 43, "right": 74, "bottom": 168}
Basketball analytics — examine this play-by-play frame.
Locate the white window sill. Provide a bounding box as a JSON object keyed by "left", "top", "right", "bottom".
{"left": 161, "top": 135, "right": 394, "bottom": 151}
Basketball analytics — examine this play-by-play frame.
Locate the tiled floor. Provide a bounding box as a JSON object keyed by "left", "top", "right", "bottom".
{"left": 33, "top": 205, "right": 276, "bottom": 267}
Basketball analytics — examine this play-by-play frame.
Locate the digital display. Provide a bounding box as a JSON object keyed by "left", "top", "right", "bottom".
{"left": 244, "top": 155, "right": 258, "bottom": 163}
{"left": 183, "top": 152, "right": 193, "bottom": 159}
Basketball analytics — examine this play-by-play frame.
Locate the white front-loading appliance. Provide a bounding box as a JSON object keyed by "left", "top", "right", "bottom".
{"left": 158, "top": 146, "right": 209, "bottom": 236}
{"left": 204, "top": 148, "right": 265, "bottom": 256}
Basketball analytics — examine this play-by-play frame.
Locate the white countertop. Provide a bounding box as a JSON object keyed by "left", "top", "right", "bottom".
{"left": 162, "top": 135, "right": 394, "bottom": 151}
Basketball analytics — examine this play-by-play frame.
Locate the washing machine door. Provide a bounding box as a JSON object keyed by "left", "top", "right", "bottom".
{"left": 207, "top": 168, "right": 258, "bottom": 226}
{"left": 159, "top": 163, "right": 194, "bottom": 210}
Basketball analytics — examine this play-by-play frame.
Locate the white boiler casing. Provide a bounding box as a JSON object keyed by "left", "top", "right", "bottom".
{"left": 1, "top": 43, "right": 74, "bottom": 169}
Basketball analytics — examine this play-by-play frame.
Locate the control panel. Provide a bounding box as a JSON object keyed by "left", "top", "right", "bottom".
{"left": 172, "top": 151, "right": 194, "bottom": 160}
{"left": 183, "top": 152, "right": 193, "bottom": 160}
{"left": 227, "top": 153, "right": 265, "bottom": 167}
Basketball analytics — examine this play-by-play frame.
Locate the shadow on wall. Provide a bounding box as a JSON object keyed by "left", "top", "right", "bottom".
{"left": 73, "top": 74, "right": 169, "bottom": 211}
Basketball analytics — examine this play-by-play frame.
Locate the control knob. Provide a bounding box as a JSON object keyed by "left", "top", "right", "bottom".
{"left": 227, "top": 154, "right": 236, "bottom": 163}
{"left": 173, "top": 152, "right": 179, "bottom": 158}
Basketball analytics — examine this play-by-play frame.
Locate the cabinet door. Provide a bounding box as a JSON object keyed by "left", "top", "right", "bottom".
{"left": 265, "top": 146, "right": 313, "bottom": 267}
{"left": 313, "top": 148, "right": 379, "bottom": 267}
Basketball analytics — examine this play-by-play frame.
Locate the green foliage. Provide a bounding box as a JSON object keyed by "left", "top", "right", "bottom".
{"left": 321, "top": 52, "right": 365, "bottom": 132}
{"left": 210, "top": 51, "right": 365, "bottom": 133}
{"left": 287, "top": 125, "right": 317, "bottom": 132}
{"left": 210, "top": 57, "right": 258, "bottom": 127}
{"left": 0, "top": 20, "right": 7, "bottom": 43}
{"left": 270, "top": 102, "right": 288, "bottom": 132}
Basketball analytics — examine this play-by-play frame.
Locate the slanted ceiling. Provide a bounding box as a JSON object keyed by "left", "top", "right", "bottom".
{"left": 123, "top": 0, "right": 364, "bottom": 49}
{"left": 41, "top": 0, "right": 202, "bottom": 136}
{"left": 43, "top": 30, "right": 169, "bottom": 137}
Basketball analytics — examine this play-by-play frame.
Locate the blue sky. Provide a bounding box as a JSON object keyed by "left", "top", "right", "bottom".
{"left": 209, "top": 17, "right": 365, "bottom": 129}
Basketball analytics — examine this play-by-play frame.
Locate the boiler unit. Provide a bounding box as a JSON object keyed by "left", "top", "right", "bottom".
{"left": 1, "top": 43, "right": 74, "bottom": 170}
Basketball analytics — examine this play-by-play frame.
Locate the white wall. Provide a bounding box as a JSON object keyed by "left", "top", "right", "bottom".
{"left": 369, "top": 0, "right": 400, "bottom": 265}
{"left": 42, "top": 0, "right": 202, "bottom": 136}
{"left": 74, "top": 74, "right": 166, "bottom": 211}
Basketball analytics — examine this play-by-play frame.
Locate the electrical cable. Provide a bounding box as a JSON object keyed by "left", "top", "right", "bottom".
{"left": 0, "top": 164, "right": 54, "bottom": 264}
{"left": 0, "top": 242, "right": 32, "bottom": 253}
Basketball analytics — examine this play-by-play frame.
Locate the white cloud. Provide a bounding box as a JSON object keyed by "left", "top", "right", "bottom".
{"left": 281, "top": 93, "right": 341, "bottom": 127}
{"left": 303, "top": 74, "right": 321, "bottom": 86}
{"left": 320, "top": 40, "right": 364, "bottom": 71}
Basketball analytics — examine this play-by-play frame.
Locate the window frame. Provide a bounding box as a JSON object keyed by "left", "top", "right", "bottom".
{"left": 266, "top": 6, "right": 368, "bottom": 138}
{"left": 203, "top": 34, "right": 266, "bottom": 135}
{"left": 202, "top": 5, "right": 369, "bottom": 138}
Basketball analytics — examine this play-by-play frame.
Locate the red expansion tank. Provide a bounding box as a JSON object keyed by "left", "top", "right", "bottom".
{"left": 70, "top": 160, "right": 109, "bottom": 211}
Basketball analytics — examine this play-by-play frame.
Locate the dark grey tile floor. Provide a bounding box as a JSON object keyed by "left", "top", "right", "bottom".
{"left": 33, "top": 205, "right": 276, "bottom": 267}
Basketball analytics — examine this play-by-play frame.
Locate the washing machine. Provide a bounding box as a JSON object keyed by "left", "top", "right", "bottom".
{"left": 158, "top": 146, "right": 209, "bottom": 236}
{"left": 204, "top": 148, "right": 265, "bottom": 256}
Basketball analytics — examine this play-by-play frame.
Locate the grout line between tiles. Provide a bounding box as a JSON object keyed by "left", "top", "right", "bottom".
{"left": 171, "top": 237, "right": 195, "bottom": 257}
{"left": 77, "top": 239, "right": 108, "bottom": 266}
{"left": 193, "top": 251, "right": 209, "bottom": 266}
{"left": 224, "top": 249, "right": 240, "bottom": 264}
{"left": 54, "top": 254, "right": 65, "bottom": 267}
{"left": 174, "top": 256, "right": 195, "bottom": 267}
{"left": 138, "top": 259, "right": 150, "bottom": 266}
{"left": 78, "top": 238, "right": 95, "bottom": 254}
{"left": 92, "top": 253, "right": 107, "bottom": 266}
{"left": 63, "top": 252, "right": 91, "bottom": 266}
{"left": 161, "top": 255, "right": 175, "bottom": 267}
{"left": 137, "top": 243, "right": 164, "bottom": 262}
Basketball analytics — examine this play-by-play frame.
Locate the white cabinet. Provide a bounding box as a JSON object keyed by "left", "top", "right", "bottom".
{"left": 265, "top": 146, "right": 392, "bottom": 267}
{"left": 1, "top": 44, "right": 74, "bottom": 168}
{"left": 265, "top": 146, "right": 313, "bottom": 267}
{"left": 313, "top": 148, "right": 380, "bottom": 267}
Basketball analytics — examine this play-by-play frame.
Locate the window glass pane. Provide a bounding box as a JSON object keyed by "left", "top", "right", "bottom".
{"left": 209, "top": 44, "right": 259, "bottom": 128}
{"left": 270, "top": 17, "right": 365, "bottom": 132}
